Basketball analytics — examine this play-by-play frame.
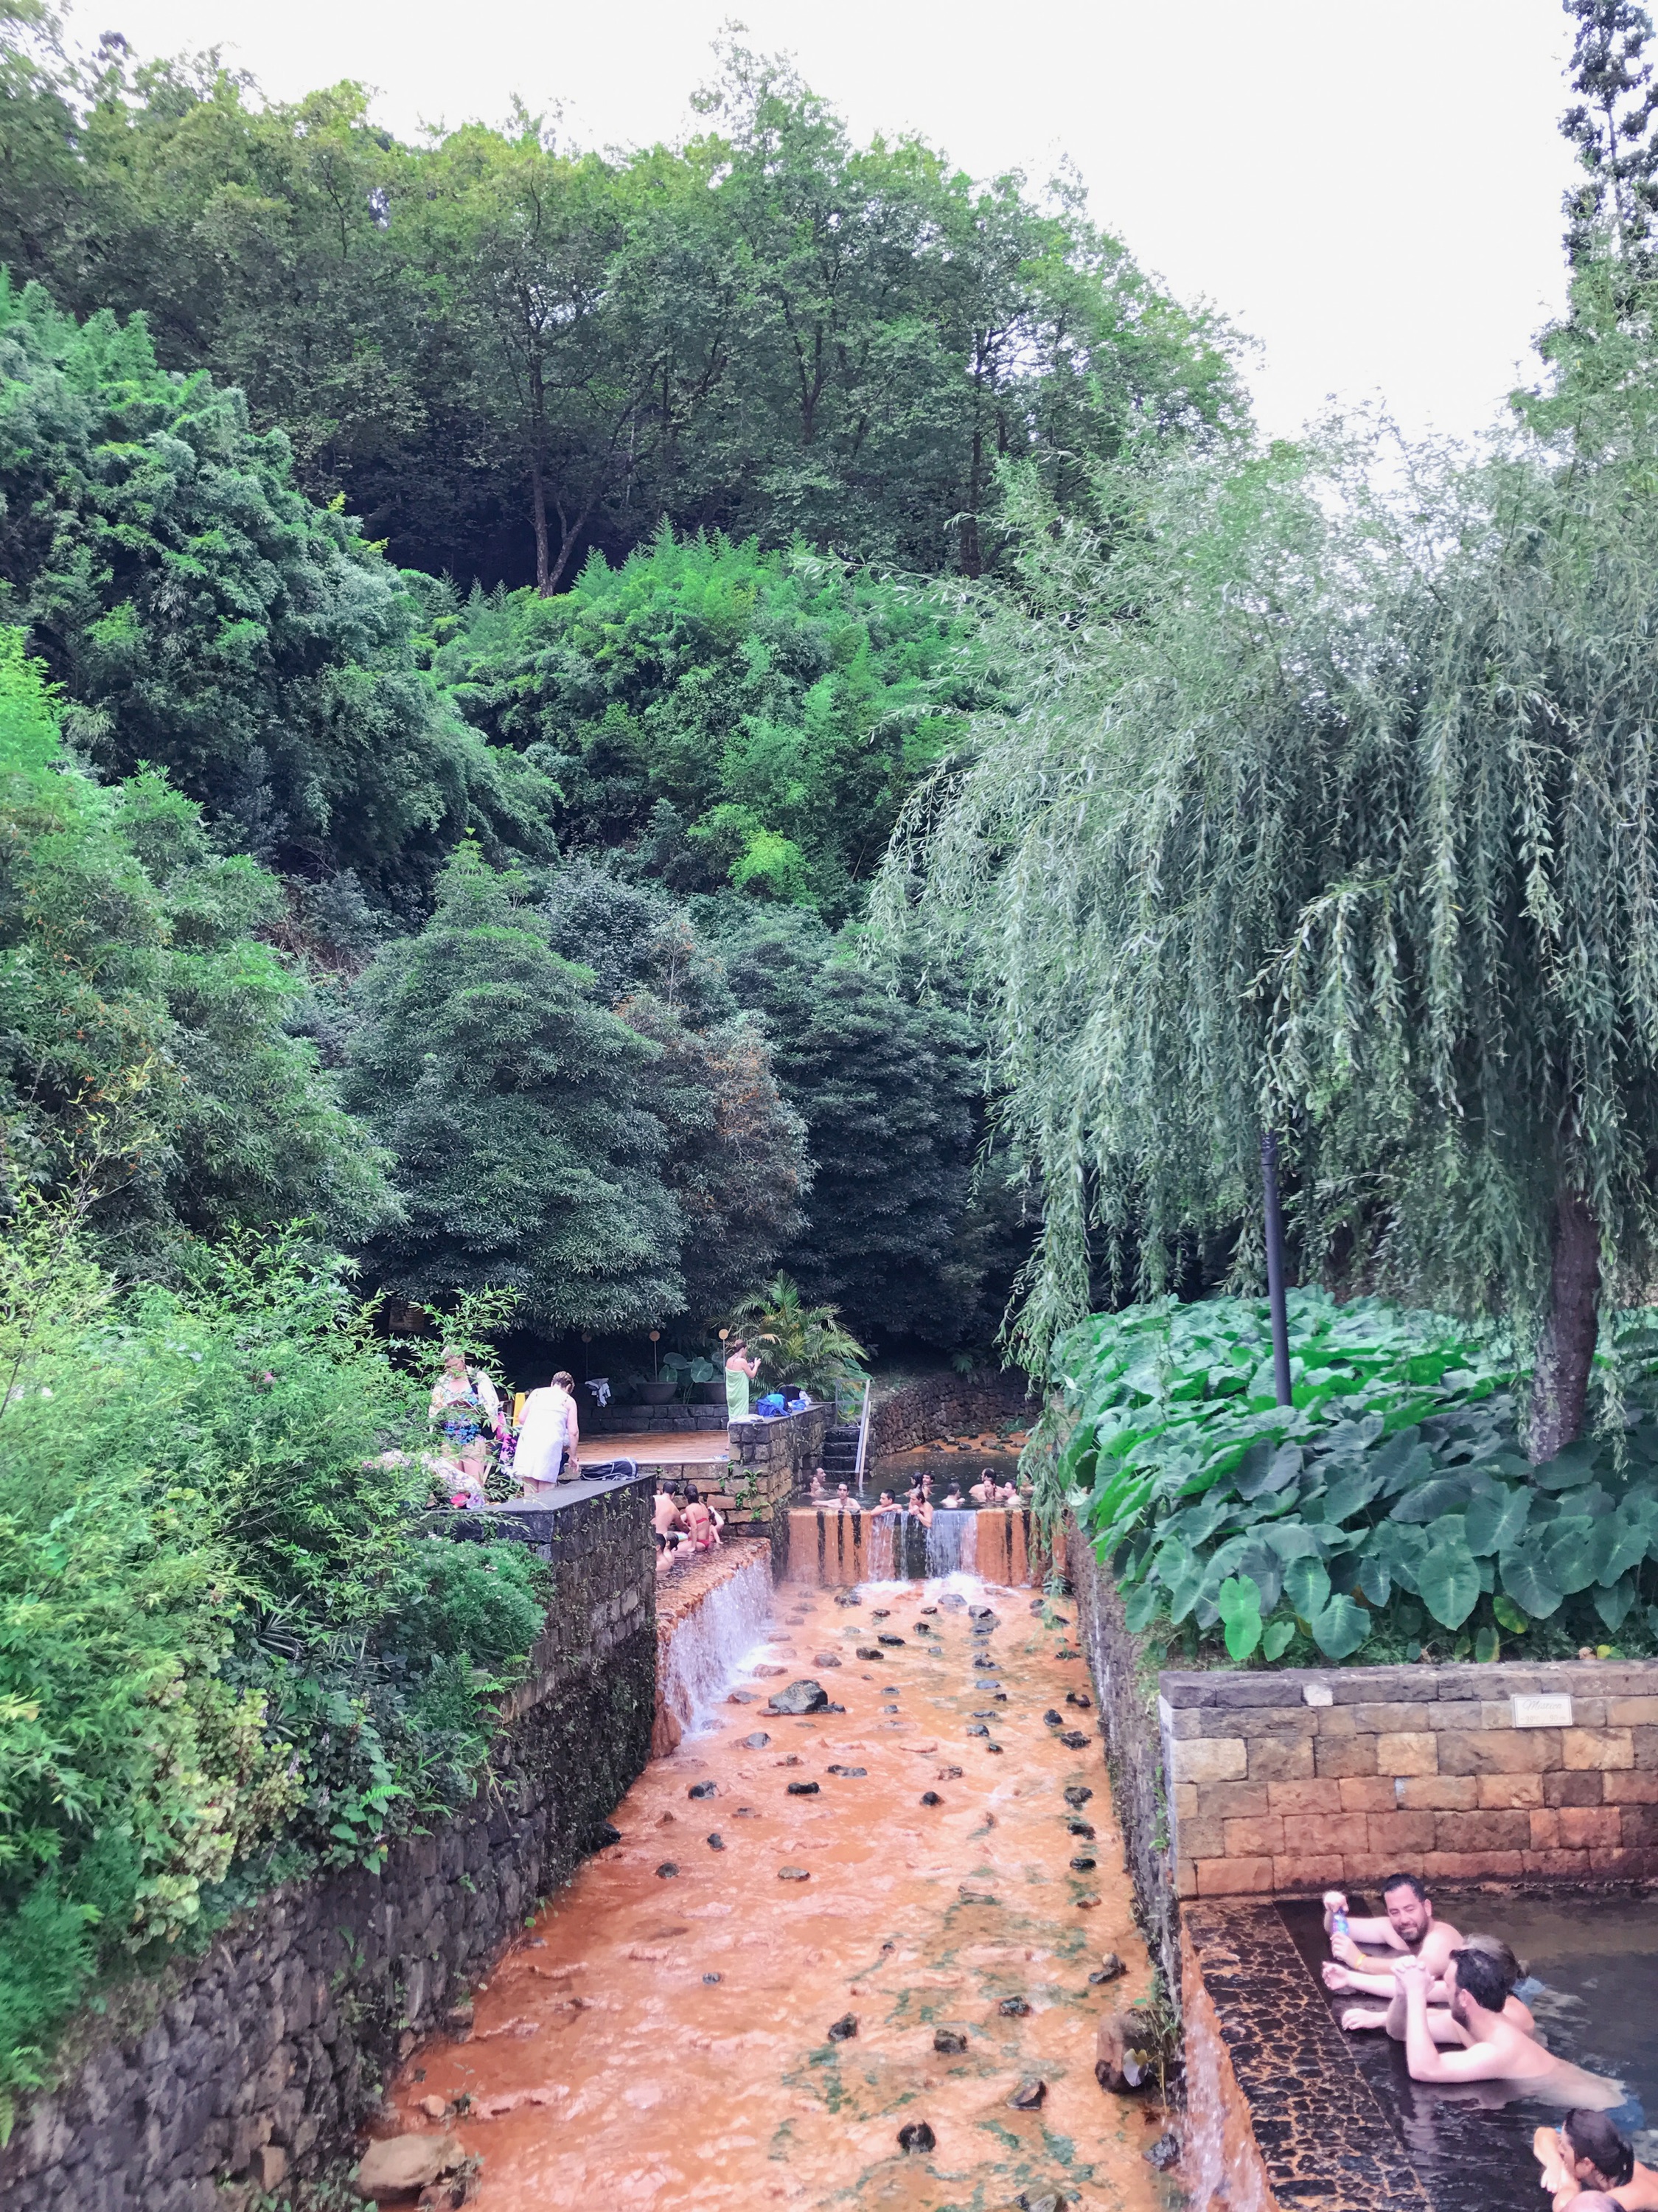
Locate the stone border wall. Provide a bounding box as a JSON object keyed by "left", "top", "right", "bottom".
{"left": 585, "top": 1402, "right": 728, "bottom": 1433}
{"left": 867, "top": 1368, "right": 1034, "bottom": 1460}
{"left": 725, "top": 1403, "right": 832, "bottom": 1562}
{"left": 1162, "top": 1657, "right": 1658, "bottom": 1899}
{"left": 1064, "top": 1514, "right": 1182, "bottom": 2008}
{"left": 0, "top": 1475, "right": 658, "bottom": 2212}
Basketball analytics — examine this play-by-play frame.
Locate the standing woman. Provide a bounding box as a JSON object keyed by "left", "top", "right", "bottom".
{"left": 725, "top": 1337, "right": 761, "bottom": 1422}
{"left": 515, "top": 1369, "right": 579, "bottom": 1498}
{"left": 429, "top": 1346, "right": 502, "bottom": 1503}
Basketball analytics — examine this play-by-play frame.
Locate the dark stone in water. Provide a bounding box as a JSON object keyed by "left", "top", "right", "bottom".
{"left": 921, "top": 1791, "right": 943, "bottom": 1806}
{"left": 881, "top": 1686, "right": 899, "bottom": 1695}
{"left": 728, "top": 1691, "right": 757, "bottom": 1704}
{"left": 1064, "top": 1786, "right": 1093, "bottom": 1807}
{"left": 1000, "top": 1996, "right": 1032, "bottom": 2017}
{"left": 707, "top": 1834, "right": 725, "bottom": 1850}
{"left": 1067, "top": 1818, "right": 1096, "bottom": 1838}
{"left": 703, "top": 1972, "right": 722, "bottom": 1983}
{"left": 595, "top": 1822, "right": 622, "bottom": 1847}
{"left": 812, "top": 1653, "right": 843, "bottom": 1667}
{"left": 826, "top": 1701, "right": 846, "bottom": 1712}
{"left": 914, "top": 1623, "right": 932, "bottom": 1634}
{"left": 871, "top": 1609, "right": 891, "bottom": 1618}
{"left": 1009, "top": 2078, "right": 1047, "bottom": 2110}
{"left": 1059, "top": 1730, "right": 1090, "bottom": 1749}
{"left": 897, "top": 2121, "right": 936, "bottom": 2154}
{"left": 834, "top": 1593, "right": 862, "bottom": 1606}
{"left": 1146, "top": 2131, "right": 1181, "bottom": 2171}
{"left": 827, "top": 2013, "right": 858, "bottom": 2042}
{"left": 877, "top": 1634, "right": 905, "bottom": 1646}
{"left": 972, "top": 1709, "right": 997, "bottom": 1719}
{"left": 1020, "top": 2196, "right": 1062, "bottom": 2212}
{"left": 767, "top": 1680, "right": 829, "bottom": 1714}
{"left": 933, "top": 2028, "right": 968, "bottom": 2054}
{"left": 1066, "top": 1690, "right": 1093, "bottom": 1709}
{"left": 969, "top": 1604, "right": 995, "bottom": 1619}
{"left": 856, "top": 1646, "right": 882, "bottom": 1660}
{"left": 742, "top": 1732, "right": 772, "bottom": 1749}
{"left": 958, "top": 1885, "right": 997, "bottom": 1905}
{"left": 1095, "top": 1951, "right": 1126, "bottom": 1982}
{"left": 966, "top": 1723, "right": 989, "bottom": 1736}
{"left": 787, "top": 1781, "right": 821, "bottom": 1795}
{"left": 1070, "top": 1856, "right": 1098, "bottom": 1871}
{"left": 734, "top": 1807, "right": 759, "bottom": 1818}
{"left": 938, "top": 1764, "right": 964, "bottom": 1778}
{"left": 920, "top": 1604, "right": 938, "bottom": 1614}
{"left": 778, "top": 1865, "right": 811, "bottom": 1881}
{"left": 689, "top": 1781, "right": 717, "bottom": 1798}
{"left": 1043, "top": 1710, "right": 1063, "bottom": 1726}
{"left": 827, "top": 1764, "right": 868, "bottom": 1777}
{"left": 986, "top": 1742, "right": 1003, "bottom": 1755}
{"left": 656, "top": 1862, "right": 679, "bottom": 1878}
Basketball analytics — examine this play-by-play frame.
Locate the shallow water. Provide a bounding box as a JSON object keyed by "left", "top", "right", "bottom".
{"left": 382, "top": 1577, "right": 1166, "bottom": 2211}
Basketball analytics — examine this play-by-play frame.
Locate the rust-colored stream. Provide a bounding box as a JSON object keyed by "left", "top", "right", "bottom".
{"left": 383, "top": 1577, "right": 1166, "bottom": 2211}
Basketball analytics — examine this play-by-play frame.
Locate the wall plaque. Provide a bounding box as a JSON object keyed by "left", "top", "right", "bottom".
{"left": 1512, "top": 1692, "right": 1572, "bottom": 1729}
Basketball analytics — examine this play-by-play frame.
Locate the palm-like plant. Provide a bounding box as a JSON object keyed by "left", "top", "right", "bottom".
{"left": 726, "top": 1273, "right": 867, "bottom": 1397}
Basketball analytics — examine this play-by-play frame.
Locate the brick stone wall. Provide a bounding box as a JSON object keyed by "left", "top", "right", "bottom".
{"left": 867, "top": 1368, "right": 1035, "bottom": 1461}
{"left": 0, "top": 1474, "right": 658, "bottom": 2212}
{"left": 725, "top": 1402, "right": 832, "bottom": 1531}
{"left": 585, "top": 1402, "right": 728, "bottom": 1433}
{"left": 1161, "top": 1658, "right": 1658, "bottom": 1899}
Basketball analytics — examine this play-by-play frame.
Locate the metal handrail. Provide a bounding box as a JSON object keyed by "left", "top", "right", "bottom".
{"left": 853, "top": 1377, "right": 872, "bottom": 1483}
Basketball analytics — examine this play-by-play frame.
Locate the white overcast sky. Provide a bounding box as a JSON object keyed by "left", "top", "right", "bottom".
{"left": 64, "top": 0, "right": 1579, "bottom": 445}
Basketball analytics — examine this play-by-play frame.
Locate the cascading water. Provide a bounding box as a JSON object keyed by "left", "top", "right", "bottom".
{"left": 925, "top": 1505, "right": 979, "bottom": 1576}
{"left": 657, "top": 1551, "right": 774, "bottom": 1736}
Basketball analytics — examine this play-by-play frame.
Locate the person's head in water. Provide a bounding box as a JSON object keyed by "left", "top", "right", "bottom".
{"left": 1561, "top": 2112, "right": 1636, "bottom": 2191}
{"left": 1460, "top": 1933, "right": 1525, "bottom": 1994}
{"left": 1446, "top": 1941, "right": 1514, "bottom": 2020}
{"left": 1381, "top": 1872, "right": 1432, "bottom": 1947}
{"left": 880, "top": 1491, "right": 894, "bottom": 1506}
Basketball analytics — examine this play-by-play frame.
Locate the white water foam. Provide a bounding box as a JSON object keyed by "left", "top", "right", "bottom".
{"left": 658, "top": 1554, "right": 776, "bottom": 1738}
{"left": 925, "top": 1506, "right": 979, "bottom": 1578}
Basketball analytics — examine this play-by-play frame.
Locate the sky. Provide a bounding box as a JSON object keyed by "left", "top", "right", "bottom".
{"left": 71, "top": 0, "right": 1581, "bottom": 446}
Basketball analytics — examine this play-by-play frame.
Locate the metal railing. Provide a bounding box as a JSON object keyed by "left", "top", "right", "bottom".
{"left": 854, "top": 1377, "right": 872, "bottom": 1482}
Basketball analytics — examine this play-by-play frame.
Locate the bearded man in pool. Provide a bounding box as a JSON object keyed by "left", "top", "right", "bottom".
{"left": 1395, "top": 1949, "right": 1623, "bottom": 2106}
{"left": 1321, "top": 1873, "right": 1463, "bottom": 1993}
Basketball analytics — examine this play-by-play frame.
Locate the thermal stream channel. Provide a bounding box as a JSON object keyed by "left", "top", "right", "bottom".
{"left": 382, "top": 1571, "right": 1167, "bottom": 2211}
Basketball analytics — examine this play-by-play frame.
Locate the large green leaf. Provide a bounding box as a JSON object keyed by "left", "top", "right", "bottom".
{"left": 1463, "top": 1485, "right": 1529, "bottom": 1558}
{"left": 1285, "top": 1555, "right": 1332, "bottom": 1621}
{"left": 1388, "top": 1475, "right": 1476, "bottom": 1523}
{"left": 1261, "top": 1618, "right": 1298, "bottom": 1660}
{"left": 1595, "top": 1576, "right": 1636, "bottom": 1633}
{"left": 1236, "top": 1441, "right": 1303, "bottom": 1500}
{"left": 1218, "top": 1574, "right": 1264, "bottom": 1660}
{"left": 1418, "top": 1533, "right": 1481, "bottom": 1629}
{"left": 1356, "top": 1554, "right": 1392, "bottom": 1607}
{"left": 1500, "top": 1543, "right": 1563, "bottom": 1619}
{"left": 1543, "top": 1516, "right": 1600, "bottom": 1596}
{"left": 1310, "top": 1593, "right": 1370, "bottom": 1660}
{"left": 1124, "top": 1579, "right": 1163, "bottom": 1632}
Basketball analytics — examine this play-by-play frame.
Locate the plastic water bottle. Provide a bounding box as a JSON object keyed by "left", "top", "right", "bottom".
{"left": 1331, "top": 1908, "right": 1349, "bottom": 1940}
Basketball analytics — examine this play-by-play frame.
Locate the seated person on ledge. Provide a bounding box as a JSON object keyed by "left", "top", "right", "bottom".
{"left": 1323, "top": 1874, "right": 1462, "bottom": 1988}
{"left": 1394, "top": 1951, "right": 1623, "bottom": 2105}
{"left": 1340, "top": 1933, "right": 1534, "bottom": 2039}
{"left": 1537, "top": 2111, "right": 1658, "bottom": 2211}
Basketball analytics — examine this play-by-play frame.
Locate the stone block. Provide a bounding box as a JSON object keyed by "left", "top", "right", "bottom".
{"left": 1424, "top": 1698, "right": 1492, "bottom": 1731}
{"left": 1329, "top": 1669, "right": 1438, "bottom": 1704}
{"left": 1432, "top": 1809, "right": 1530, "bottom": 1852}
{"left": 1210, "top": 1674, "right": 1309, "bottom": 1709}
{"left": 1601, "top": 1770, "right": 1658, "bottom": 1804}
{"left": 1609, "top": 1696, "right": 1658, "bottom": 1726}
{"left": 1543, "top": 1769, "right": 1606, "bottom": 1808}
{"left": 1365, "top": 1811, "right": 1438, "bottom": 1854}
{"left": 1377, "top": 1731, "right": 1439, "bottom": 1778}
{"left": 1166, "top": 1708, "right": 1203, "bottom": 1740}
{"left": 1222, "top": 1816, "right": 1286, "bottom": 1858}
{"left": 1337, "top": 1776, "right": 1398, "bottom": 1812}
{"left": 1171, "top": 1783, "right": 1199, "bottom": 1820}
{"left": 1192, "top": 1780, "right": 1273, "bottom": 1820}
{"left": 1558, "top": 1804, "right": 1620, "bottom": 1850}
{"left": 1279, "top": 1812, "right": 1370, "bottom": 1854}
{"left": 1435, "top": 1729, "right": 1554, "bottom": 1775}
{"left": 1352, "top": 1703, "right": 1434, "bottom": 1733}
{"left": 1342, "top": 1851, "right": 1410, "bottom": 1884}
{"left": 1529, "top": 1809, "right": 1559, "bottom": 1851}
{"left": 1475, "top": 1773, "right": 1544, "bottom": 1809}
{"left": 1615, "top": 1802, "right": 1658, "bottom": 1847}
{"left": 1169, "top": 1736, "right": 1247, "bottom": 1785}
{"left": 1397, "top": 1774, "right": 1480, "bottom": 1811}
{"left": 1424, "top": 1849, "right": 1525, "bottom": 1879}
{"left": 1180, "top": 1818, "right": 1227, "bottom": 1860}
{"left": 1522, "top": 1848, "right": 1592, "bottom": 1878}
{"left": 1266, "top": 1778, "right": 1345, "bottom": 1816}
{"left": 1314, "top": 1734, "right": 1379, "bottom": 1778}
{"left": 1227, "top": 1705, "right": 1318, "bottom": 1738}
{"left": 1175, "top": 1859, "right": 1199, "bottom": 1899}
{"left": 1246, "top": 1735, "right": 1316, "bottom": 1782}
{"left": 1272, "top": 1854, "right": 1348, "bottom": 1893}
{"left": 1589, "top": 1844, "right": 1658, "bottom": 1877}
{"left": 1196, "top": 1854, "right": 1275, "bottom": 1895}
{"left": 1563, "top": 1728, "right": 1634, "bottom": 1771}
{"left": 1160, "top": 1675, "right": 1217, "bottom": 1709}
{"left": 1315, "top": 1705, "right": 1358, "bottom": 1736}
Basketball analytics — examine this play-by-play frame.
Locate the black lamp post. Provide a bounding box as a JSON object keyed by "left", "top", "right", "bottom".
{"left": 1261, "top": 1130, "right": 1292, "bottom": 1408}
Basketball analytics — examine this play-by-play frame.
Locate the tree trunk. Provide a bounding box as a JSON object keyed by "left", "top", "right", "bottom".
{"left": 1527, "top": 1187, "right": 1600, "bottom": 1463}
{"left": 530, "top": 460, "right": 551, "bottom": 594}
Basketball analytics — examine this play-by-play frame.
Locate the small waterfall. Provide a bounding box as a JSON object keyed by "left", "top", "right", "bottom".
{"left": 865, "top": 1511, "right": 897, "bottom": 1579}
{"left": 926, "top": 1507, "right": 979, "bottom": 1577}
{"left": 657, "top": 1552, "right": 774, "bottom": 1742}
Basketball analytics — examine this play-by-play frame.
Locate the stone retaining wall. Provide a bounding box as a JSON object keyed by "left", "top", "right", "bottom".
{"left": 1161, "top": 1657, "right": 1658, "bottom": 1899}
{"left": 0, "top": 1474, "right": 658, "bottom": 2212}
{"left": 725, "top": 1402, "right": 832, "bottom": 1548}
{"left": 867, "top": 1367, "right": 1034, "bottom": 1460}
{"left": 585, "top": 1402, "right": 728, "bottom": 1433}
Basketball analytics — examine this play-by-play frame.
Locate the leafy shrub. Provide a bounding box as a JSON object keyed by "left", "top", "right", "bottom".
{"left": 1050, "top": 1290, "right": 1658, "bottom": 1666}
{"left": 0, "top": 1212, "right": 547, "bottom": 2109}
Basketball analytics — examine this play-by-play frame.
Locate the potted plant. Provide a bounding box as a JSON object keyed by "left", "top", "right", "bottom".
{"left": 616, "top": 1361, "right": 675, "bottom": 1405}
{"left": 663, "top": 1351, "right": 722, "bottom": 1402}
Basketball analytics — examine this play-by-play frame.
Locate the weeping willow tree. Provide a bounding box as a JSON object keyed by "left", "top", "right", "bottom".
{"left": 875, "top": 286, "right": 1658, "bottom": 1460}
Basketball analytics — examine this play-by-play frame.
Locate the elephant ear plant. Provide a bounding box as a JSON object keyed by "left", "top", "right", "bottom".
{"left": 1051, "top": 1289, "right": 1658, "bottom": 1666}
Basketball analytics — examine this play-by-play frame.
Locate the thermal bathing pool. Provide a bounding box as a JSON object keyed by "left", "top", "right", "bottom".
{"left": 1191, "top": 1893, "right": 1658, "bottom": 2212}
{"left": 375, "top": 1574, "right": 1168, "bottom": 2211}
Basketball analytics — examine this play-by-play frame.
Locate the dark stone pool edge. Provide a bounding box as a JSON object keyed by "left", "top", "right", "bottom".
{"left": 0, "top": 1472, "right": 657, "bottom": 2212}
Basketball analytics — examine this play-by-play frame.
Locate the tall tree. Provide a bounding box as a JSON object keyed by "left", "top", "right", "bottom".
{"left": 1562, "top": 0, "right": 1658, "bottom": 263}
